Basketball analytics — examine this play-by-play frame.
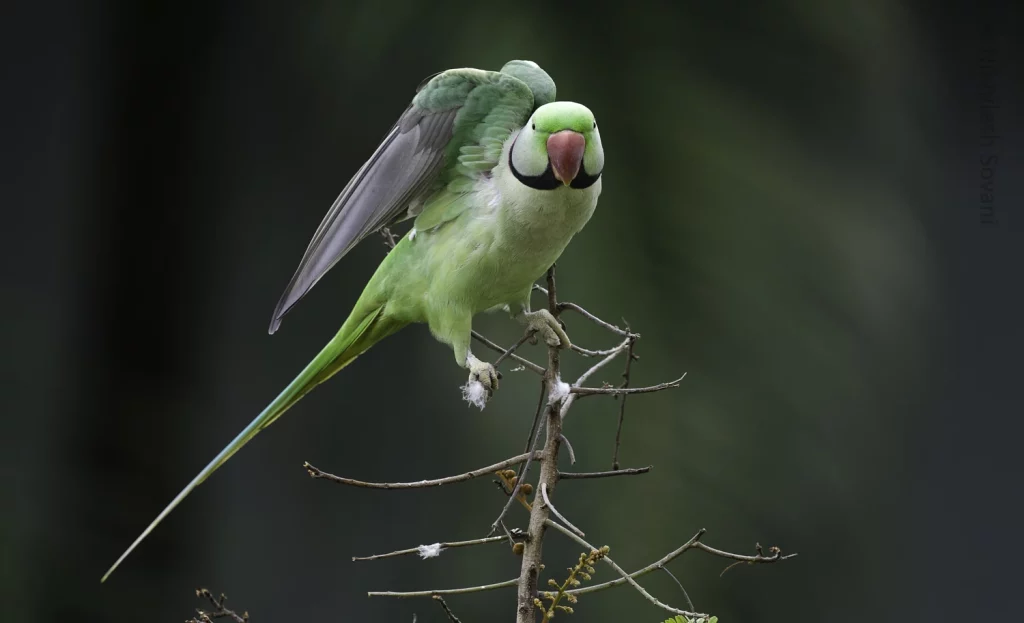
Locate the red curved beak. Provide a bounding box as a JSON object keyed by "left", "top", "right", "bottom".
{"left": 547, "top": 131, "right": 586, "bottom": 186}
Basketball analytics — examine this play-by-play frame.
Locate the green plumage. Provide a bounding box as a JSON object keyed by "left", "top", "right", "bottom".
{"left": 102, "top": 59, "right": 603, "bottom": 581}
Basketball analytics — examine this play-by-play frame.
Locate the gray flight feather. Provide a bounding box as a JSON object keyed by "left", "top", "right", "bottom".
{"left": 268, "top": 106, "right": 456, "bottom": 333}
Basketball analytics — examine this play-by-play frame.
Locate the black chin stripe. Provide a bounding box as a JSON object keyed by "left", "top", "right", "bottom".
{"left": 570, "top": 167, "right": 601, "bottom": 189}
{"left": 509, "top": 139, "right": 560, "bottom": 190}
{"left": 508, "top": 135, "right": 602, "bottom": 191}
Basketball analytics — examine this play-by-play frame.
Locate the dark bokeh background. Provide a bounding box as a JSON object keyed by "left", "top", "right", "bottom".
{"left": 3, "top": 1, "right": 1022, "bottom": 621}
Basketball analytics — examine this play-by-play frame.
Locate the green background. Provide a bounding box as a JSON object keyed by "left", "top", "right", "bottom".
{"left": 3, "top": 0, "right": 1021, "bottom": 621}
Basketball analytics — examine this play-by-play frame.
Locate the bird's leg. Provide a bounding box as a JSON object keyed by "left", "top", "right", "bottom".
{"left": 511, "top": 300, "right": 572, "bottom": 350}
{"left": 450, "top": 321, "right": 499, "bottom": 409}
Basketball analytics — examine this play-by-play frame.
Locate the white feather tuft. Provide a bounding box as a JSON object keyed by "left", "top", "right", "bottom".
{"left": 462, "top": 380, "right": 488, "bottom": 410}
{"left": 548, "top": 376, "right": 571, "bottom": 404}
{"left": 417, "top": 543, "right": 443, "bottom": 559}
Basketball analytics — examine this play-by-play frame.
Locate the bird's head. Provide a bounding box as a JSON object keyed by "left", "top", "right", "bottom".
{"left": 509, "top": 101, "right": 603, "bottom": 190}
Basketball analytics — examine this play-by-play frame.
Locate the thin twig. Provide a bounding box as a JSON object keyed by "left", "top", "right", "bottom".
{"left": 305, "top": 452, "right": 541, "bottom": 489}
{"left": 369, "top": 578, "right": 519, "bottom": 598}
{"left": 543, "top": 519, "right": 709, "bottom": 620}
{"left": 187, "top": 589, "right": 248, "bottom": 623}
{"left": 495, "top": 471, "right": 533, "bottom": 513}
{"left": 540, "top": 482, "right": 585, "bottom": 538}
{"left": 366, "top": 529, "right": 794, "bottom": 603}
{"left": 661, "top": 566, "right": 696, "bottom": 613}
{"left": 551, "top": 530, "right": 706, "bottom": 597}
{"left": 552, "top": 528, "right": 795, "bottom": 597}
{"left": 570, "top": 343, "right": 628, "bottom": 357}
{"left": 612, "top": 333, "right": 636, "bottom": 470}
{"left": 571, "top": 373, "right": 687, "bottom": 397}
{"left": 558, "top": 466, "right": 652, "bottom": 479}
{"left": 493, "top": 331, "right": 536, "bottom": 368}
{"left": 696, "top": 541, "right": 798, "bottom": 565}
{"left": 559, "top": 338, "right": 631, "bottom": 418}
{"left": 531, "top": 284, "right": 631, "bottom": 335}
{"left": 575, "top": 339, "right": 631, "bottom": 386}
{"left": 433, "top": 595, "right": 463, "bottom": 623}
{"left": 491, "top": 381, "right": 548, "bottom": 534}
{"left": 518, "top": 379, "right": 549, "bottom": 477}
{"left": 498, "top": 519, "right": 516, "bottom": 548}
{"left": 471, "top": 331, "right": 545, "bottom": 375}
{"left": 558, "top": 300, "right": 632, "bottom": 338}
{"left": 353, "top": 532, "right": 525, "bottom": 561}
{"left": 559, "top": 434, "right": 576, "bottom": 465}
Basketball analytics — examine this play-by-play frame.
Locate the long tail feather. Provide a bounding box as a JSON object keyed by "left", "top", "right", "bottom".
{"left": 101, "top": 306, "right": 388, "bottom": 582}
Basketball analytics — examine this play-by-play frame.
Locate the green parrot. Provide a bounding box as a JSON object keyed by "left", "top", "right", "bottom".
{"left": 102, "top": 59, "right": 603, "bottom": 581}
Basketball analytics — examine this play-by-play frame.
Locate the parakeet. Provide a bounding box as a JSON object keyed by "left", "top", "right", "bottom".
{"left": 102, "top": 59, "right": 603, "bottom": 581}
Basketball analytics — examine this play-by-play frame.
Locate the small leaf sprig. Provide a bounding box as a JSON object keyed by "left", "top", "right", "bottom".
{"left": 535, "top": 546, "right": 610, "bottom": 621}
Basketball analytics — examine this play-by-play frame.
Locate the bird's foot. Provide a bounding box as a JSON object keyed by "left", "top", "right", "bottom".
{"left": 522, "top": 309, "right": 572, "bottom": 349}
{"left": 462, "top": 355, "right": 499, "bottom": 410}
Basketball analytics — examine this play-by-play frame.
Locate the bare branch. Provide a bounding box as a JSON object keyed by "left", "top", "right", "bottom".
{"left": 187, "top": 588, "right": 248, "bottom": 623}
{"left": 558, "top": 466, "right": 652, "bottom": 480}
{"left": 571, "top": 373, "right": 687, "bottom": 397}
{"left": 569, "top": 342, "right": 629, "bottom": 358}
{"left": 612, "top": 333, "right": 637, "bottom": 470}
{"left": 574, "top": 339, "right": 631, "bottom": 386}
{"left": 560, "top": 302, "right": 633, "bottom": 338}
{"left": 490, "top": 381, "right": 548, "bottom": 534}
{"left": 543, "top": 519, "right": 710, "bottom": 620}
{"left": 362, "top": 528, "right": 794, "bottom": 608}
{"left": 553, "top": 529, "right": 705, "bottom": 596}
{"left": 559, "top": 434, "right": 576, "bottom": 465}
{"left": 353, "top": 531, "right": 526, "bottom": 561}
{"left": 558, "top": 337, "right": 630, "bottom": 418}
{"left": 305, "top": 452, "right": 541, "bottom": 490}
{"left": 433, "top": 595, "right": 463, "bottom": 623}
{"left": 493, "top": 331, "right": 536, "bottom": 368}
{"left": 368, "top": 579, "right": 518, "bottom": 598}
{"left": 549, "top": 528, "right": 796, "bottom": 597}
{"left": 471, "top": 331, "right": 545, "bottom": 375}
{"left": 661, "top": 566, "right": 696, "bottom": 614}
{"left": 695, "top": 540, "right": 799, "bottom": 575}
{"left": 540, "top": 482, "right": 585, "bottom": 538}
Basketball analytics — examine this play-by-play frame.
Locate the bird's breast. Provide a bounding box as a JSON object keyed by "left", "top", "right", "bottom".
{"left": 495, "top": 175, "right": 600, "bottom": 258}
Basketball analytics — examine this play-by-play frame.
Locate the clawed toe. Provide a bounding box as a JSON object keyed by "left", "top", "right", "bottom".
{"left": 463, "top": 358, "right": 499, "bottom": 410}
{"left": 524, "top": 309, "right": 571, "bottom": 350}
{"left": 472, "top": 364, "right": 500, "bottom": 393}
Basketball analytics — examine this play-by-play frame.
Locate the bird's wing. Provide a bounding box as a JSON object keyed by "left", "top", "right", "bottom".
{"left": 269, "top": 68, "right": 538, "bottom": 333}
{"left": 410, "top": 78, "right": 535, "bottom": 233}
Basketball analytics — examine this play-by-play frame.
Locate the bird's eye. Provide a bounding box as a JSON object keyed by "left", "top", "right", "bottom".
{"left": 531, "top": 123, "right": 536, "bottom": 130}
{"left": 593, "top": 121, "right": 597, "bottom": 129}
